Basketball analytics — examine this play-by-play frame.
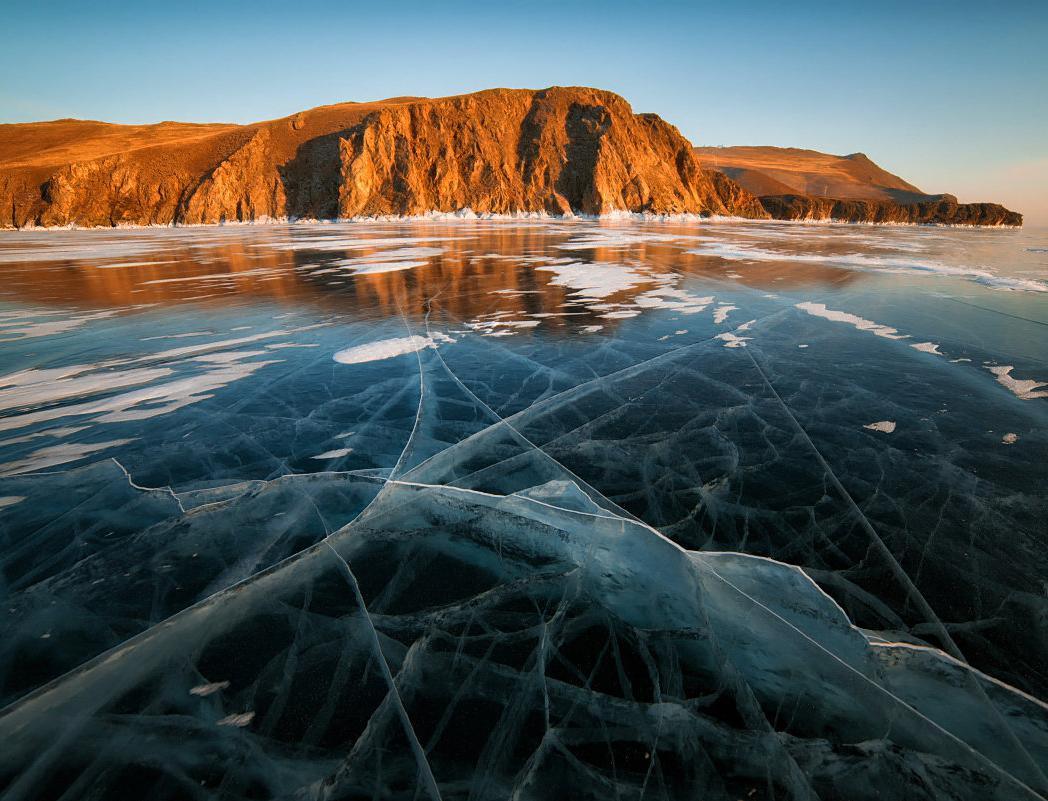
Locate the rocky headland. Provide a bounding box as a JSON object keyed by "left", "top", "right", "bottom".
{"left": 0, "top": 88, "right": 1020, "bottom": 228}
{"left": 696, "top": 145, "right": 1022, "bottom": 226}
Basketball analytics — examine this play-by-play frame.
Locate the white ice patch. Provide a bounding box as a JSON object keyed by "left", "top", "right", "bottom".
{"left": 141, "top": 331, "right": 214, "bottom": 341}
{"left": 795, "top": 302, "right": 909, "bottom": 340}
{"left": 312, "top": 448, "right": 353, "bottom": 459}
{"left": 0, "top": 366, "right": 174, "bottom": 414}
{"left": 0, "top": 310, "right": 120, "bottom": 342}
{"left": 687, "top": 241, "right": 1048, "bottom": 293}
{"left": 333, "top": 333, "right": 454, "bottom": 365}
{"left": 633, "top": 288, "right": 712, "bottom": 314}
{"left": 0, "top": 355, "right": 278, "bottom": 435}
{"left": 0, "top": 496, "right": 25, "bottom": 509}
{"left": 536, "top": 261, "right": 652, "bottom": 299}
{"left": 342, "top": 260, "right": 429, "bottom": 275}
{"left": 0, "top": 439, "right": 138, "bottom": 477}
{"left": 466, "top": 319, "right": 542, "bottom": 334}
{"left": 189, "top": 681, "right": 230, "bottom": 697}
{"left": 911, "top": 342, "right": 943, "bottom": 355}
{"left": 267, "top": 236, "right": 471, "bottom": 251}
{"left": 216, "top": 712, "right": 254, "bottom": 727}
{"left": 985, "top": 365, "right": 1048, "bottom": 400}
{"left": 715, "top": 332, "right": 750, "bottom": 348}
{"left": 864, "top": 421, "right": 897, "bottom": 433}
{"left": 713, "top": 305, "right": 737, "bottom": 324}
{"left": 325, "top": 247, "right": 443, "bottom": 274}
{"left": 142, "top": 267, "right": 285, "bottom": 285}
{"left": 1002, "top": 432, "right": 1019, "bottom": 444}
{"left": 556, "top": 230, "right": 702, "bottom": 250}
{"left": 92, "top": 260, "right": 178, "bottom": 270}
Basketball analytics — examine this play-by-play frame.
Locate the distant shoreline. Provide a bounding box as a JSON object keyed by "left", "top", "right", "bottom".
{"left": 0, "top": 211, "right": 1025, "bottom": 233}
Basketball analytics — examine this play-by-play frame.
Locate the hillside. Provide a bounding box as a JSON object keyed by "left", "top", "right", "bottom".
{"left": 694, "top": 145, "right": 931, "bottom": 203}
{"left": 695, "top": 145, "right": 1020, "bottom": 225}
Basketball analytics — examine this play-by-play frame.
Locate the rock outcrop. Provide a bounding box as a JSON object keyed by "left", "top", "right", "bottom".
{"left": 0, "top": 87, "right": 767, "bottom": 228}
{"left": 336, "top": 89, "right": 767, "bottom": 218}
{"left": 696, "top": 145, "right": 1022, "bottom": 226}
{"left": 759, "top": 193, "right": 1022, "bottom": 227}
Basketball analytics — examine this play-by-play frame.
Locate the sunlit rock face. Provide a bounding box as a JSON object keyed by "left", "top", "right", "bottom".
{"left": 336, "top": 87, "right": 769, "bottom": 218}
{"left": 0, "top": 219, "right": 1046, "bottom": 800}
{"left": 0, "top": 87, "right": 768, "bottom": 228}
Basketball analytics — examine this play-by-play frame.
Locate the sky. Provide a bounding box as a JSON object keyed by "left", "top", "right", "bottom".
{"left": 2, "top": 0, "right": 1046, "bottom": 222}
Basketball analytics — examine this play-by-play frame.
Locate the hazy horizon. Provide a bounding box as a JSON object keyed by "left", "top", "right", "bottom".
{"left": 3, "top": 0, "right": 1046, "bottom": 223}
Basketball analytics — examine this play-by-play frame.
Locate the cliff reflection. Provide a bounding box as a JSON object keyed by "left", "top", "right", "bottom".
{"left": 0, "top": 222, "right": 861, "bottom": 329}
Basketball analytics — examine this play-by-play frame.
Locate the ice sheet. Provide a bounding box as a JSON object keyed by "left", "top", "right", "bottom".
{"left": 0, "top": 218, "right": 1046, "bottom": 800}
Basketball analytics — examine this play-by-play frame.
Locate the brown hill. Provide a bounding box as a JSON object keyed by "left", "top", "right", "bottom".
{"left": 0, "top": 87, "right": 768, "bottom": 228}
{"left": 759, "top": 194, "right": 1022, "bottom": 226}
{"left": 694, "top": 146, "right": 931, "bottom": 203}
{"left": 695, "top": 145, "right": 1021, "bottom": 226}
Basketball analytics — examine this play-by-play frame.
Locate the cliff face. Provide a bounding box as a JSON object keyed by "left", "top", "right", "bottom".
{"left": 337, "top": 88, "right": 767, "bottom": 218}
{"left": 0, "top": 87, "right": 767, "bottom": 228}
{"left": 759, "top": 194, "right": 1023, "bottom": 227}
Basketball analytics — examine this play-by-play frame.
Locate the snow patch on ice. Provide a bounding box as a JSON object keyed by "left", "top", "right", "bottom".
{"left": 312, "top": 448, "right": 353, "bottom": 459}
{"left": 536, "top": 261, "right": 651, "bottom": 299}
{"left": 986, "top": 365, "right": 1048, "bottom": 400}
{"left": 795, "top": 302, "right": 909, "bottom": 340}
{"left": 333, "top": 333, "right": 455, "bottom": 365}
{"left": 911, "top": 342, "right": 943, "bottom": 355}
{"left": 713, "top": 305, "right": 737, "bottom": 324}
{"left": 715, "top": 331, "right": 750, "bottom": 348}
{"left": 864, "top": 421, "right": 897, "bottom": 433}
{"left": 189, "top": 681, "right": 230, "bottom": 697}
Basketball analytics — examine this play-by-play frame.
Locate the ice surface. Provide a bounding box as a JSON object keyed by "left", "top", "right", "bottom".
{"left": 0, "top": 219, "right": 1046, "bottom": 800}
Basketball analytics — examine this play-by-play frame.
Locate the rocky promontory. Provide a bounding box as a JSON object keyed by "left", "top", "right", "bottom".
{"left": 696, "top": 146, "right": 1021, "bottom": 226}
{"left": 0, "top": 88, "right": 1020, "bottom": 228}
{"left": 758, "top": 193, "right": 1022, "bottom": 226}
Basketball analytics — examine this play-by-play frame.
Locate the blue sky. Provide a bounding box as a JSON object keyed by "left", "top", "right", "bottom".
{"left": 3, "top": 1, "right": 1046, "bottom": 221}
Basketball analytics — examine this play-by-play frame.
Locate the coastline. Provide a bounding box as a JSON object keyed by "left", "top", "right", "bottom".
{"left": 0, "top": 209, "right": 1025, "bottom": 233}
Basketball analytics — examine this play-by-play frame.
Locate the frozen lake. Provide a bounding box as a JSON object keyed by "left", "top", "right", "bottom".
{"left": 1, "top": 218, "right": 1047, "bottom": 800}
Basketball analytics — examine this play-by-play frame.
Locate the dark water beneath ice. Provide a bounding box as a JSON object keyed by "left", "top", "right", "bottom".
{"left": 0, "top": 219, "right": 1046, "bottom": 800}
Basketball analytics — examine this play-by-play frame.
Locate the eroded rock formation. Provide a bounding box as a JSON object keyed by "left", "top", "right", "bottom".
{"left": 0, "top": 88, "right": 767, "bottom": 228}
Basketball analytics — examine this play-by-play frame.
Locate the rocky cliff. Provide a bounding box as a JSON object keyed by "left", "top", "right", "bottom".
{"left": 0, "top": 87, "right": 767, "bottom": 228}
{"left": 758, "top": 193, "right": 1022, "bottom": 227}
